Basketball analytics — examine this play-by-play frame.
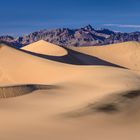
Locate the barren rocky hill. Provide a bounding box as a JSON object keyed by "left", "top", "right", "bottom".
{"left": 1, "top": 25, "right": 140, "bottom": 48}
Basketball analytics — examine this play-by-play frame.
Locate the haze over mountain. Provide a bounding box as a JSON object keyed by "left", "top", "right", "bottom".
{"left": 1, "top": 25, "right": 140, "bottom": 48}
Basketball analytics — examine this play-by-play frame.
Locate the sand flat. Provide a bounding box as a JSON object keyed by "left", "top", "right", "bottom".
{"left": 0, "top": 42, "right": 140, "bottom": 140}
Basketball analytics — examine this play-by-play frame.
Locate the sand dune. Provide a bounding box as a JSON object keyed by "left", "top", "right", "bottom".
{"left": 22, "top": 40, "right": 121, "bottom": 67}
{"left": 0, "top": 43, "right": 140, "bottom": 140}
{"left": 0, "top": 43, "right": 76, "bottom": 85}
{"left": 70, "top": 41, "right": 140, "bottom": 70}
{"left": 22, "top": 40, "right": 68, "bottom": 56}
{"left": 64, "top": 89, "right": 140, "bottom": 117}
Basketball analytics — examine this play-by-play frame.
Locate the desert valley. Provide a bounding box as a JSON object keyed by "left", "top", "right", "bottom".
{"left": 0, "top": 40, "right": 140, "bottom": 140}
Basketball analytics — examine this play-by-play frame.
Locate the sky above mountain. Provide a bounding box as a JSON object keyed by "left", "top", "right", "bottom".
{"left": 1, "top": 0, "right": 140, "bottom": 36}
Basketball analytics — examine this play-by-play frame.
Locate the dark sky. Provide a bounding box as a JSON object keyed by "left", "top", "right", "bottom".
{"left": 1, "top": 0, "right": 140, "bottom": 36}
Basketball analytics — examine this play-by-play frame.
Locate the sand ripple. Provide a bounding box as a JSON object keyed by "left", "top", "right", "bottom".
{"left": 0, "top": 84, "right": 53, "bottom": 98}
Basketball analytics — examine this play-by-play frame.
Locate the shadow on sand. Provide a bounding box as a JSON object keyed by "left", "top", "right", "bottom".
{"left": 21, "top": 47, "right": 124, "bottom": 68}
{"left": 0, "top": 84, "right": 58, "bottom": 98}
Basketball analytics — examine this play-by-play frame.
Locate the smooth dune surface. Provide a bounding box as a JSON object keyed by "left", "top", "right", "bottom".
{"left": 0, "top": 43, "right": 140, "bottom": 140}
{"left": 70, "top": 41, "right": 140, "bottom": 70}
{"left": 21, "top": 40, "right": 121, "bottom": 66}
{"left": 22, "top": 40, "right": 68, "bottom": 56}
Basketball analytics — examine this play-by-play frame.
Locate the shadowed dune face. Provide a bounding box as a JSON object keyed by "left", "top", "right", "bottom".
{"left": 1, "top": 42, "right": 140, "bottom": 140}
{"left": 21, "top": 40, "right": 123, "bottom": 67}
{"left": 0, "top": 84, "right": 56, "bottom": 98}
{"left": 70, "top": 41, "right": 140, "bottom": 70}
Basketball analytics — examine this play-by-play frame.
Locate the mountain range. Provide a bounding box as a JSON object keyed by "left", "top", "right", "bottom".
{"left": 1, "top": 24, "right": 140, "bottom": 48}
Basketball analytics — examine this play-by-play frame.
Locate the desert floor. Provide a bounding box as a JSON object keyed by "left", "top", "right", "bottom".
{"left": 0, "top": 41, "right": 140, "bottom": 140}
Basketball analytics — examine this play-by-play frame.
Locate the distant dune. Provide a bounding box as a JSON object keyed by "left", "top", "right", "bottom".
{"left": 0, "top": 42, "right": 140, "bottom": 140}
{"left": 70, "top": 41, "right": 140, "bottom": 70}
{"left": 22, "top": 40, "right": 68, "bottom": 56}
{"left": 21, "top": 40, "right": 122, "bottom": 67}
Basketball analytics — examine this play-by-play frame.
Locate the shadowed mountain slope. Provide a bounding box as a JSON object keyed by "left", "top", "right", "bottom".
{"left": 1, "top": 25, "right": 140, "bottom": 48}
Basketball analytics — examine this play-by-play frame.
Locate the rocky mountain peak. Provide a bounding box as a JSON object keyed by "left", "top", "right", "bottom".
{"left": 0, "top": 25, "right": 140, "bottom": 48}
{"left": 82, "top": 24, "right": 94, "bottom": 31}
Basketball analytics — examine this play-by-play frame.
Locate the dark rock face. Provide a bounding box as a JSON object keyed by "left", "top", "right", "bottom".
{"left": 0, "top": 36, "right": 21, "bottom": 48}
{"left": 0, "top": 25, "right": 140, "bottom": 48}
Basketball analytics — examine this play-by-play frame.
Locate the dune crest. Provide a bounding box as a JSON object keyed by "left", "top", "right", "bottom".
{"left": 22, "top": 40, "right": 68, "bottom": 56}
{"left": 0, "top": 43, "right": 140, "bottom": 140}
{"left": 21, "top": 40, "right": 123, "bottom": 67}
{"left": 70, "top": 41, "right": 140, "bottom": 70}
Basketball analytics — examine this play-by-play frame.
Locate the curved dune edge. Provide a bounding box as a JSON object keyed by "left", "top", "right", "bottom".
{"left": 62, "top": 89, "right": 140, "bottom": 118}
{"left": 0, "top": 84, "right": 55, "bottom": 98}
{"left": 21, "top": 41, "right": 122, "bottom": 67}
{"left": 22, "top": 40, "right": 68, "bottom": 56}
{"left": 69, "top": 41, "right": 140, "bottom": 70}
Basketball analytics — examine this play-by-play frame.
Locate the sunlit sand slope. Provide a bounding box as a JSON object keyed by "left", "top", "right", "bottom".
{"left": 21, "top": 40, "right": 122, "bottom": 66}
{"left": 70, "top": 41, "right": 140, "bottom": 70}
{"left": 22, "top": 40, "right": 68, "bottom": 56}
{"left": 0, "top": 43, "right": 140, "bottom": 140}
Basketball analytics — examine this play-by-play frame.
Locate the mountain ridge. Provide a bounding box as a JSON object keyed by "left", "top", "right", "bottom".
{"left": 0, "top": 24, "right": 140, "bottom": 48}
